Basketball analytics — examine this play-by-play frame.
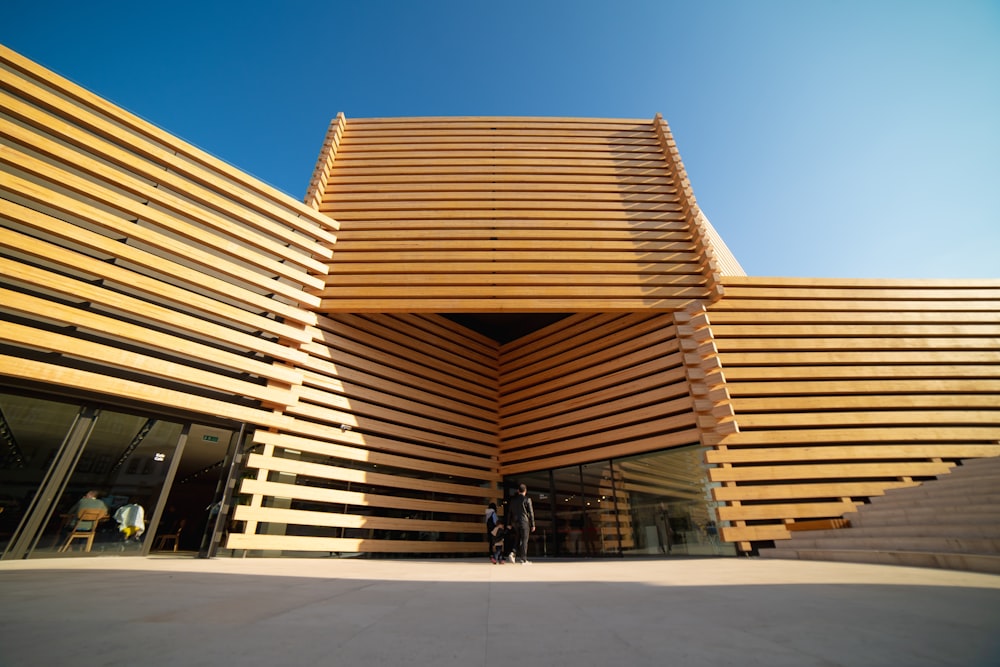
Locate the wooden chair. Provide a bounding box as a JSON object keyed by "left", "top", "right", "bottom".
{"left": 59, "top": 508, "right": 107, "bottom": 552}
{"left": 153, "top": 519, "right": 186, "bottom": 552}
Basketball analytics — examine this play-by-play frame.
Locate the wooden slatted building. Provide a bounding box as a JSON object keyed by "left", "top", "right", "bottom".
{"left": 1, "top": 44, "right": 998, "bottom": 559}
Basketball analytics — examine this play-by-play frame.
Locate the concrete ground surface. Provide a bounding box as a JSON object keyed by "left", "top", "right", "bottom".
{"left": 1, "top": 555, "right": 999, "bottom": 667}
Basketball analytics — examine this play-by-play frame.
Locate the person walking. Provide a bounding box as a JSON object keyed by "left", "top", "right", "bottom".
{"left": 505, "top": 483, "right": 535, "bottom": 564}
{"left": 485, "top": 502, "right": 502, "bottom": 563}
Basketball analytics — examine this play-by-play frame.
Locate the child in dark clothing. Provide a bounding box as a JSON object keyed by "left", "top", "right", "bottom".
{"left": 486, "top": 502, "right": 502, "bottom": 563}
{"left": 492, "top": 525, "right": 506, "bottom": 564}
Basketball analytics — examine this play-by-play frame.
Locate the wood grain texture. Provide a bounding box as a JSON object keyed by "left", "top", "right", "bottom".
{"left": 707, "top": 277, "right": 1000, "bottom": 545}
{"left": 309, "top": 116, "right": 722, "bottom": 311}
{"left": 4, "top": 48, "right": 999, "bottom": 557}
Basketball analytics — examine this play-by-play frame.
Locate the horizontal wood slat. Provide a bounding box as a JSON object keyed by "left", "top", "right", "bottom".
{"left": 0, "top": 287, "right": 302, "bottom": 385}
{"left": 226, "top": 313, "right": 502, "bottom": 553}
{"left": 252, "top": 430, "right": 500, "bottom": 482}
{"left": 0, "top": 355, "right": 294, "bottom": 429}
{"left": 498, "top": 313, "right": 698, "bottom": 469}
{"left": 0, "top": 197, "right": 319, "bottom": 320}
{"left": 5, "top": 51, "right": 998, "bottom": 559}
{"left": 0, "top": 227, "right": 310, "bottom": 343}
{"left": 308, "top": 115, "right": 737, "bottom": 311}
{"left": 0, "top": 44, "right": 337, "bottom": 245}
{"left": 246, "top": 452, "right": 495, "bottom": 500}
{"left": 226, "top": 534, "right": 485, "bottom": 554}
{"left": 0, "top": 112, "right": 329, "bottom": 279}
{"left": 706, "top": 277, "right": 1000, "bottom": 545}
{"left": 0, "top": 257, "right": 310, "bottom": 364}
{"left": 232, "top": 505, "right": 483, "bottom": 533}
{"left": 0, "top": 47, "right": 327, "bottom": 463}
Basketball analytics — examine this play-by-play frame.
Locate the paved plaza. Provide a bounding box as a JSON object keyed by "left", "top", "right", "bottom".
{"left": 1, "top": 555, "right": 999, "bottom": 666}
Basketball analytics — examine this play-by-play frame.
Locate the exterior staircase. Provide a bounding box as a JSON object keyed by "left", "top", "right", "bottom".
{"left": 759, "top": 456, "right": 1000, "bottom": 574}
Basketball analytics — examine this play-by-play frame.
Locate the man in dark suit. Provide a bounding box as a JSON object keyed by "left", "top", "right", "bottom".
{"left": 505, "top": 483, "right": 535, "bottom": 564}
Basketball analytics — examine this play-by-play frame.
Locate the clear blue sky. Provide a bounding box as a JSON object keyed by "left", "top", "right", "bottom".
{"left": 4, "top": 0, "right": 998, "bottom": 279}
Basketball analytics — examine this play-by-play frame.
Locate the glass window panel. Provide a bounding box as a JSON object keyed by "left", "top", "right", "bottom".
{"left": 503, "top": 470, "right": 552, "bottom": 560}
{"left": 0, "top": 392, "right": 81, "bottom": 553}
{"left": 582, "top": 461, "right": 619, "bottom": 556}
{"left": 615, "top": 446, "right": 735, "bottom": 557}
{"left": 552, "top": 465, "right": 582, "bottom": 557}
{"left": 33, "top": 411, "right": 184, "bottom": 557}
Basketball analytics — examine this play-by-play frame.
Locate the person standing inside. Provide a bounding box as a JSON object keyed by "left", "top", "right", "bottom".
{"left": 506, "top": 483, "right": 535, "bottom": 564}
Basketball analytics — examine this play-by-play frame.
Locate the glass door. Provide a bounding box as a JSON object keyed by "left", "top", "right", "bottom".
{"left": 0, "top": 392, "right": 83, "bottom": 556}
{"left": 33, "top": 411, "right": 186, "bottom": 557}
{"left": 581, "top": 461, "right": 619, "bottom": 556}
{"left": 552, "top": 466, "right": 582, "bottom": 557}
{"left": 504, "top": 471, "right": 552, "bottom": 559}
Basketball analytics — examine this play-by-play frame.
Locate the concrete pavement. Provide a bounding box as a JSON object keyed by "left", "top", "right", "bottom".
{"left": 1, "top": 555, "right": 999, "bottom": 666}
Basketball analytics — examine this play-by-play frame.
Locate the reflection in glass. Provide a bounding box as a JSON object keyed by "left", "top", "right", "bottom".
{"left": 581, "top": 461, "right": 618, "bottom": 556}
{"left": 552, "top": 466, "right": 582, "bottom": 556}
{"left": 503, "top": 470, "right": 551, "bottom": 559}
{"left": 0, "top": 392, "right": 81, "bottom": 553}
{"left": 33, "top": 412, "right": 183, "bottom": 557}
{"left": 616, "top": 446, "right": 735, "bottom": 557}
{"left": 502, "top": 446, "right": 736, "bottom": 559}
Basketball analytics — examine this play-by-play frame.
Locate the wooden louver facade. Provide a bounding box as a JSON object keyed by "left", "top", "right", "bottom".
{"left": 2, "top": 44, "right": 998, "bottom": 557}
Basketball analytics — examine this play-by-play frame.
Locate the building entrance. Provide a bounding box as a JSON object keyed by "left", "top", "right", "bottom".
{"left": 503, "top": 446, "right": 736, "bottom": 559}
{"left": 0, "top": 390, "right": 242, "bottom": 560}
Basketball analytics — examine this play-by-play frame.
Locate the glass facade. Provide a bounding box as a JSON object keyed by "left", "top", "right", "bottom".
{"left": 503, "top": 445, "right": 735, "bottom": 559}
{"left": 0, "top": 392, "right": 81, "bottom": 553}
{"left": 0, "top": 390, "right": 239, "bottom": 560}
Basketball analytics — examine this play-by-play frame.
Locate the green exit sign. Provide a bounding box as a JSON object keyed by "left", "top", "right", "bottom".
{"left": 202, "top": 435, "right": 220, "bottom": 442}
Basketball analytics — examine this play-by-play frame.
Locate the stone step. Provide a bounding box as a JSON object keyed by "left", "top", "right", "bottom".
{"left": 851, "top": 499, "right": 1000, "bottom": 516}
{"left": 777, "top": 523, "right": 1000, "bottom": 541}
{"left": 874, "top": 474, "right": 998, "bottom": 491}
{"left": 867, "top": 490, "right": 1000, "bottom": 509}
{"left": 758, "top": 455, "right": 1000, "bottom": 574}
{"left": 757, "top": 547, "right": 1000, "bottom": 575}
{"left": 774, "top": 524, "right": 1000, "bottom": 554}
{"left": 844, "top": 505, "right": 1000, "bottom": 527}
{"left": 767, "top": 534, "right": 1000, "bottom": 553}
{"left": 875, "top": 472, "right": 998, "bottom": 491}
{"left": 953, "top": 456, "right": 1000, "bottom": 470}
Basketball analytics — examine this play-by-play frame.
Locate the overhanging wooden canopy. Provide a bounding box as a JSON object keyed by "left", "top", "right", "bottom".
{"left": 306, "top": 114, "right": 744, "bottom": 313}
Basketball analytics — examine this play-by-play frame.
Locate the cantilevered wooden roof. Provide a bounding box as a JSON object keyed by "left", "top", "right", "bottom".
{"left": 306, "top": 115, "right": 743, "bottom": 313}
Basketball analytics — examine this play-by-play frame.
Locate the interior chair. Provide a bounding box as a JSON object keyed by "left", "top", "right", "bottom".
{"left": 153, "top": 518, "right": 186, "bottom": 552}
{"left": 58, "top": 508, "right": 107, "bottom": 553}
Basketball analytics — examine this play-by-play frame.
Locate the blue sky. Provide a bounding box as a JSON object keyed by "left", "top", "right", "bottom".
{"left": 3, "top": 0, "right": 998, "bottom": 279}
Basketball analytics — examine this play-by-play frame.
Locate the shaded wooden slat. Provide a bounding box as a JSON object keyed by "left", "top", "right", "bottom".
{"left": 232, "top": 506, "right": 483, "bottom": 533}
{"left": 0, "top": 321, "right": 295, "bottom": 406}
{"left": 1, "top": 257, "right": 311, "bottom": 362}
{"left": 0, "top": 45, "right": 337, "bottom": 244}
{"left": 717, "top": 502, "right": 858, "bottom": 521}
{"left": 252, "top": 430, "right": 499, "bottom": 482}
{"left": 237, "top": 478, "right": 483, "bottom": 516}
{"left": 0, "top": 197, "right": 321, "bottom": 318}
{"left": 0, "top": 287, "right": 302, "bottom": 385}
{"left": 226, "top": 534, "right": 485, "bottom": 554}
{"left": 501, "top": 428, "right": 702, "bottom": 475}
{"left": 0, "top": 228, "right": 312, "bottom": 343}
{"left": 733, "top": 394, "right": 1000, "bottom": 411}
{"left": 706, "top": 444, "right": 1000, "bottom": 463}
{"left": 711, "top": 481, "right": 921, "bottom": 502}
{"left": 322, "top": 208, "right": 686, "bottom": 221}
{"left": 0, "top": 113, "right": 330, "bottom": 276}
{"left": 708, "top": 461, "right": 954, "bottom": 482}
{"left": 719, "top": 427, "right": 1000, "bottom": 446}
{"left": 0, "top": 355, "right": 293, "bottom": 429}
{"left": 326, "top": 262, "right": 702, "bottom": 276}
{"left": 246, "top": 453, "right": 495, "bottom": 499}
